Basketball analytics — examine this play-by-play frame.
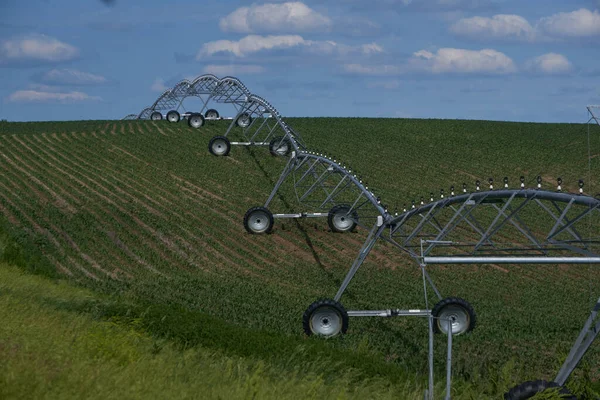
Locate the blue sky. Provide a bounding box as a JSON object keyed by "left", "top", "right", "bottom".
{"left": 0, "top": 0, "right": 599, "bottom": 122}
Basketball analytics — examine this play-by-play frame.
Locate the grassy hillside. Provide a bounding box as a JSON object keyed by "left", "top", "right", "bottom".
{"left": 0, "top": 118, "right": 599, "bottom": 398}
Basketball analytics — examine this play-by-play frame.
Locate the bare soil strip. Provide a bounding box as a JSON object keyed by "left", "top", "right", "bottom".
{"left": 151, "top": 121, "right": 168, "bottom": 136}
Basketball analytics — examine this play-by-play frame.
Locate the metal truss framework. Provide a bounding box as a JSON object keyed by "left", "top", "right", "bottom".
{"left": 259, "top": 146, "right": 600, "bottom": 397}
{"left": 212, "top": 94, "right": 306, "bottom": 150}
{"left": 329, "top": 187, "right": 600, "bottom": 399}
{"left": 124, "top": 74, "right": 305, "bottom": 155}
{"left": 262, "top": 151, "right": 386, "bottom": 224}
{"left": 134, "top": 75, "right": 253, "bottom": 120}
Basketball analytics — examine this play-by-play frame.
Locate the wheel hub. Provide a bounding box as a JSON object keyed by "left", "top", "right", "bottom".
{"left": 249, "top": 212, "right": 269, "bottom": 233}
{"left": 310, "top": 307, "right": 341, "bottom": 335}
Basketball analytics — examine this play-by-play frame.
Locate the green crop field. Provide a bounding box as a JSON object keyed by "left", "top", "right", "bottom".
{"left": 0, "top": 117, "right": 599, "bottom": 399}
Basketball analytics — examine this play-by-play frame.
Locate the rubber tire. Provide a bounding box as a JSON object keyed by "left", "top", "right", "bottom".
{"left": 166, "top": 110, "right": 180, "bottom": 123}
{"left": 187, "top": 113, "right": 205, "bottom": 129}
{"left": 204, "top": 109, "right": 219, "bottom": 119}
{"left": 236, "top": 113, "right": 252, "bottom": 128}
{"left": 303, "top": 299, "right": 348, "bottom": 337}
{"left": 269, "top": 136, "right": 292, "bottom": 157}
{"left": 208, "top": 136, "right": 231, "bottom": 156}
{"left": 243, "top": 206, "right": 274, "bottom": 234}
{"left": 504, "top": 380, "right": 576, "bottom": 400}
{"left": 327, "top": 205, "right": 358, "bottom": 233}
{"left": 150, "top": 111, "right": 162, "bottom": 121}
{"left": 432, "top": 297, "right": 476, "bottom": 335}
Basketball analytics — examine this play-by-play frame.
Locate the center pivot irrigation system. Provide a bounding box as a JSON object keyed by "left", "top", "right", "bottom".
{"left": 246, "top": 149, "right": 600, "bottom": 399}
{"left": 240, "top": 105, "right": 600, "bottom": 399}
{"left": 129, "top": 76, "right": 600, "bottom": 398}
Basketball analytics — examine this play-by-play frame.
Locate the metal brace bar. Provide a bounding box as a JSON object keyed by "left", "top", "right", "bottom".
{"left": 264, "top": 155, "right": 296, "bottom": 207}
{"left": 555, "top": 298, "right": 600, "bottom": 386}
{"left": 298, "top": 167, "right": 333, "bottom": 202}
{"left": 474, "top": 193, "right": 525, "bottom": 252}
{"left": 548, "top": 204, "right": 599, "bottom": 242}
{"left": 424, "top": 194, "right": 488, "bottom": 256}
{"left": 536, "top": 199, "right": 584, "bottom": 244}
{"left": 334, "top": 222, "right": 386, "bottom": 301}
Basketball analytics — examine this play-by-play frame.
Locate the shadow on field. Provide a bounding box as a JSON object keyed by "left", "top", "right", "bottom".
{"left": 245, "top": 147, "right": 354, "bottom": 297}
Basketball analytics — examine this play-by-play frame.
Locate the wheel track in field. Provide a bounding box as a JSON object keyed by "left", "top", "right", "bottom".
{"left": 0, "top": 141, "right": 124, "bottom": 279}
{"left": 29, "top": 132, "right": 277, "bottom": 278}
{"left": 43, "top": 132, "right": 299, "bottom": 276}
{"left": 0, "top": 148, "right": 77, "bottom": 214}
{"left": 1, "top": 135, "right": 174, "bottom": 277}
{"left": 14, "top": 134, "right": 205, "bottom": 274}
{"left": 0, "top": 178, "right": 93, "bottom": 279}
{"left": 150, "top": 121, "right": 168, "bottom": 136}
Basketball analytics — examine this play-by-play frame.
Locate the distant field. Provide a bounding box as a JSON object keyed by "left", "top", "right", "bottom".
{"left": 0, "top": 118, "right": 599, "bottom": 398}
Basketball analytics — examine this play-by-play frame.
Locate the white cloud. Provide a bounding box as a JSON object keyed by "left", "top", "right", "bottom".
{"left": 344, "top": 48, "right": 515, "bottom": 76}
{"left": 410, "top": 48, "right": 516, "bottom": 74}
{"left": 450, "top": 14, "right": 536, "bottom": 41}
{"left": 219, "top": 2, "right": 331, "bottom": 33}
{"left": 384, "top": 0, "right": 493, "bottom": 10}
{"left": 198, "top": 35, "right": 304, "bottom": 58}
{"left": 151, "top": 78, "right": 169, "bottom": 92}
{"left": 0, "top": 34, "right": 78, "bottom": 66}
{"left": 197, "top": 35, "right": 383, "bottom": 59}
{"left": 7, "top": 90, "right": 100, "bottom": 103}
{"left": 451, "top": 9, "right": 600, "bottom": 42}
{"left": 538, "top": 8, "right": 600, "bottom": 38}
{"left": 40, "top": 69, "right": 107, "bottom": 85}
{"left": 203, "top": 64, "right": 266, "bottom": 75}
{"left": 525, "top": 53, "right": 573, "bottom": 75}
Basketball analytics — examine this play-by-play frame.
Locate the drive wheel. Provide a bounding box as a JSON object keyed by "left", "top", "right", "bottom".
{"left": 204, "top": 109, "right": 219, "bottom": 119}
{"left": 269, "top": 136, "right": 292, "bottom": 156}
{"left": 150, "top": 111, "right": 162, "bottom": 121}
{"left": 188, "top": 113, "right": 205, "bottom": 128}
{"left": 303, "top": 299, "right": 348, "bottom": 337}
{"left": 504, "top": 380, "right": 576, "bottom": 400}
{"left": 327, "top": 205, "right": 358, "bottom": 233}
{"left": 432, "top": 297, "right": 476, "bottom": 335}
{"left": 243, "top": 207, "right": 274, "bottom": 234}
{"left": 208, "top": 136, "right": 230, "bottom": 156}
{"left": 236, "top": 113, "right": 252, "bottom": 128}
{"left": 166, "top": 110, "right": 180, "bottom": 123}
